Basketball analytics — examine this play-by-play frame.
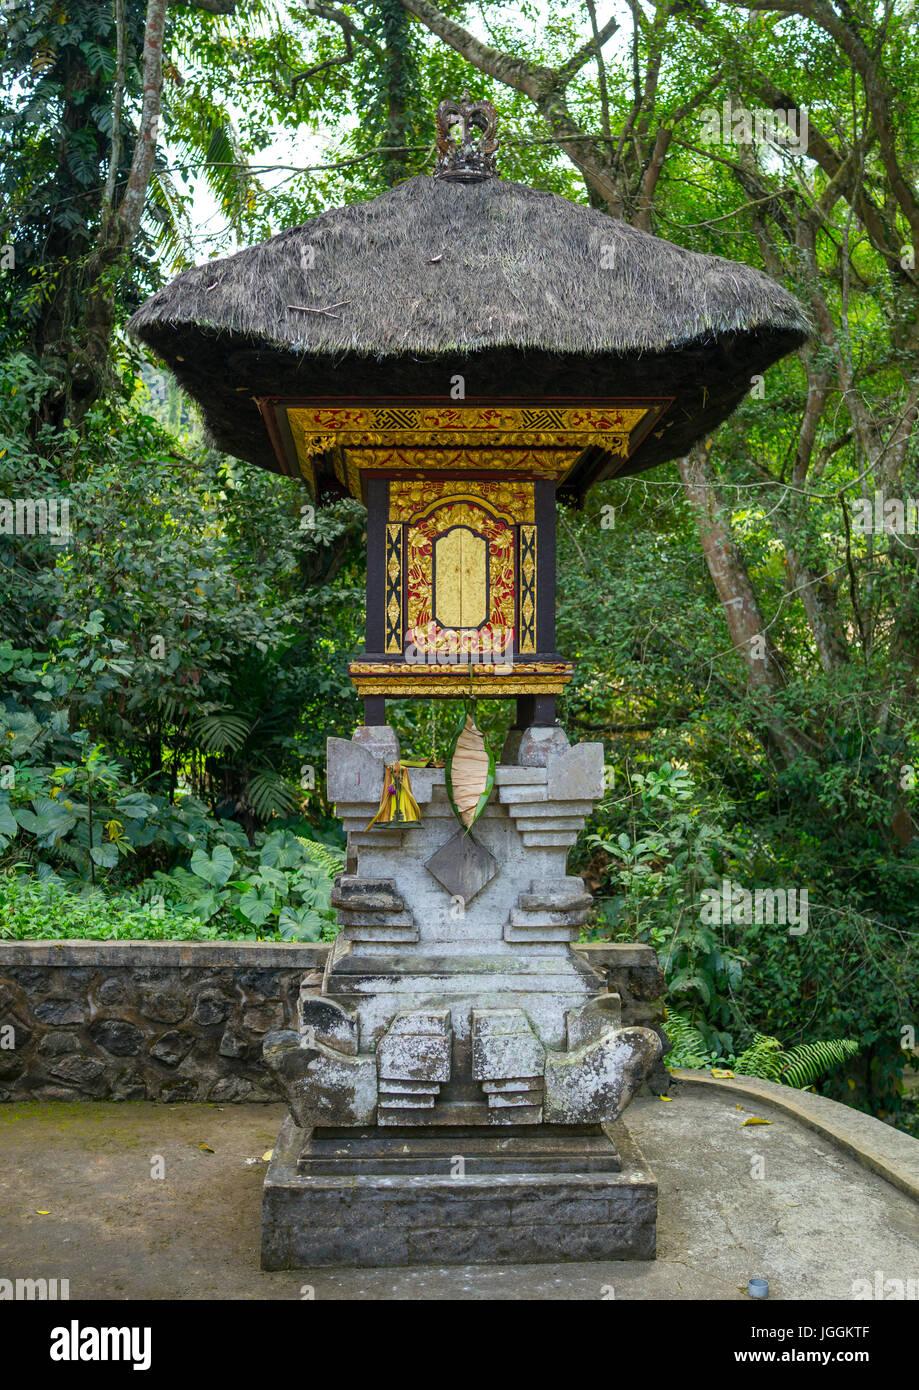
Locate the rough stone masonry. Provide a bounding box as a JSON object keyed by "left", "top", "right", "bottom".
{"left": 259, "top": 725, "right": 665, "bottom": 1268}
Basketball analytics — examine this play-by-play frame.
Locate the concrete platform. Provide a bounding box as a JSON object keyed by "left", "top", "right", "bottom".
{"left": 261, "top": 1117, "right": 656, "bottom": 1267}
{"left": 1, "top": 1082, "right": 917, "bottom": 1299}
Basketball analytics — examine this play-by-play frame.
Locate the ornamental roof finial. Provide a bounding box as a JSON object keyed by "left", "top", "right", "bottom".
{"left": 434, "top": 91, "right": 499, "bottom": 182}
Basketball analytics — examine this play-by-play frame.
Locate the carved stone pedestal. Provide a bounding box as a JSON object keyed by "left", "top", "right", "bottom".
{"left": 261, "top": 1115, "right": 657, "bottom": 1268}
{"left": 261, "top": 726, "right": 662, "bottom": 1268}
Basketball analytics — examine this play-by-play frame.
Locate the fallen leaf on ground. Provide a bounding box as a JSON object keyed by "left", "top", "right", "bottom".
{"left": 659, "top": 1094, "right": 674, "bottom": 1102}
{"left": 262, "top": 1150, "right": 274, "bottom": 1161}
{"left": 36, "top": 1210, "right": 50, "bottom": 1215}
{"left": 741, "top": 1116, "right": 773, "bottom": 1126}
{"left": 198, "top": 1143, "right": 215, "bottom": 1153}
{"left": 711, "top": 1068, "right": 735, "bottom": 1078}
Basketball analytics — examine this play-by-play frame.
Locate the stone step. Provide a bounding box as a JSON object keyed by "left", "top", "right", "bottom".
{"left": 513, "top": 816, "right": 587, "bottom": 833}
{"left": 520, "top": 831, "right": 580, "bottom": 847}
{"left": 335, "top": 909, "right": 415, "bottom": 928}
{"left": 331, "top": 878, "right": 405, "bottom": 912}
{"left": 520, "top": 881, "right": 592, "bottom": 911}
{"left": 486, "top": 1104, "right": 544, "bottom": 1125}
{"left": 377, "top": 1100, "right": 490, "bottom": 1126}
{"left": 493, "top": 767, "right": 549, "bottom": 785}
{"left": 509, "top": 907, "right": 588, "bottom": 928}
{"left": 378, "top": 1079, "right": 442, "bottom": 1095}
{"left": 481, "top": 1080, "right": 543, "bottom": 1094}
{"left": 497, "top": 786, "right": 549, "bottom": 805}
{"left": 503, "top": 923, "right": 578, "bottom": 944}
{"left": 506, "top": 801, "right": 596, "bottom": 819}
{"left": 338, "top": 924, "right": 420, "bottom": 944}
{"left": 378, "top": 1094, "right": 436, "bottom": 1109}
{"left": 489, "top": 1092, "right": 544, "bottom": 1109}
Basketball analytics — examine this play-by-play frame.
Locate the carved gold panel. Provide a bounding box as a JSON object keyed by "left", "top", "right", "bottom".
{"left": 284, "top": 404, "right": 656, "bottom": 498}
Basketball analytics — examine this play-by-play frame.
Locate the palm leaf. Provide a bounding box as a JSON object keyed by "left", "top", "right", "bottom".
{"left": 445, "top": 710, "right": 494, "bottom": 829}
{"left": 149, "top": 165, "right": 196, "bottom": 271}
{"left": 246, "top": 770, "right": 299, "bottom": 820}
{"left": 191, "top": 710, "right": 251, "bottom": 753}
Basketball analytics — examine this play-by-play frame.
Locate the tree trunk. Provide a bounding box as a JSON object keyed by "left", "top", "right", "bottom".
{"left": 677, "top": 443, "right": 808, "bottom": 764}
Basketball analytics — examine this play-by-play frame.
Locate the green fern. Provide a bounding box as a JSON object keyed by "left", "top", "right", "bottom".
{"left": 777, "top": 1039, "right": 860, "bottom": 1089}
{"left": 665, "top": 1010, "right": 860, "bottom": 1089}
{"left": 662, "top": 1008, "right": 712, "bottom": 1068}
{"left": 295, "top": 836, "right": 346, "bottom": 877}
{"left": 734, "top": 1033, "right": 785, "bottom": 1082}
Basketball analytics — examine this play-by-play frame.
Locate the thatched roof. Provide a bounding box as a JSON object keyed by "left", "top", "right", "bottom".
{"left": 128, "top": 174, "right": 809, "bottom": 498}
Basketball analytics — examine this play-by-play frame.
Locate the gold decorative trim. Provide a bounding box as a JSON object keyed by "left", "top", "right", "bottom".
{"left": 389, "top": 478, "right": 534, "bottom": 525}
{"left": 349, "top": 661, "right": 571, "bottom": 674}
{"left": 518, "top": 524, "right": 537, "bottom": 654}
{"left": 350, "top": 675, "right": 572, "bottom": 697}
{"left": 412, "top": 492, "right": 514, "bottom": 525}
{"left": 294, "top": 406, "right": 649, "bottom": 432}
{"left": 285, "top": 405, "right": 654, "bottom": 500}
{"left": 384, "top": 524, "right": 403, "bottom": 654}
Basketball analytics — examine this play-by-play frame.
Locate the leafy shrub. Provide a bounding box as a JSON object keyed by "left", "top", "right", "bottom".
{"left": 663, "top": 1008, "right": 860, "bottom": 1088}
{"left": 142, "top": 827, "right": 345, "bottom": 941}
{"left": 0, "top": 871, "right": 238, "bottom": 940}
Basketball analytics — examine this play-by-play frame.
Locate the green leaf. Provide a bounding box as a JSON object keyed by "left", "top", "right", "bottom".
{"left": 238, "top": 892, "right": 273, "bottom": 927}
{"left": 190, "top": 844, "right": 235, "bottom": 887}
{"left": 278, "top": 906, "right": 324, "bottom": 941}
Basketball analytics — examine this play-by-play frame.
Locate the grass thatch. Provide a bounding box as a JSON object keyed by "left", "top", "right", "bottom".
{"left": 128, "top": 174, "right": 809, "bottom": 493}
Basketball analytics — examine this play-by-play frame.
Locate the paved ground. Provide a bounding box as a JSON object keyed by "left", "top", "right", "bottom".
{"left": 1, "top": 1085, "right": 917, "bottom": 1300}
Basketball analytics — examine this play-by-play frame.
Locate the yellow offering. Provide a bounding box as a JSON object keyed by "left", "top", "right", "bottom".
{"left": 365, "top": 762, "right": 422, "bottom": 830}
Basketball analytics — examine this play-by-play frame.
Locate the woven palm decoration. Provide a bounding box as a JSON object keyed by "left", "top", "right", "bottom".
{"left": 364, "top": 762, "right": 422, "bottom": 830}
{"left": 445, "top": 712, "right": 495, "bottom": 829}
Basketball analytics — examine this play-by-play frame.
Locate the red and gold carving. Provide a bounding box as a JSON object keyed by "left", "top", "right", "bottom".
{"left": 405, "top": 501, "right": 515, "bottom": 652}
{"left": 284, "top": 404, "right": 659, "bottom": 499}
{"left": 389, "top": 477, "right": 534, "bottom": 525}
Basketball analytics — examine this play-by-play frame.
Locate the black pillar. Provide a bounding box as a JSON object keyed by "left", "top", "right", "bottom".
{"left": 364, "top": 477, "right": 388, "bottom": 656}
{"left": 514, "top": 694, "right": 556, "bottom": 728}
{"left": 534, "top": 479, "right": 557, "bottom": 657}
{"left": 363, "top": 696, "right": 386, "bottom": 726}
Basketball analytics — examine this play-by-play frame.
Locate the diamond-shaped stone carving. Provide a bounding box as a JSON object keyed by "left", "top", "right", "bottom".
{"left": 425, "top": 828, "right": 498, "bottom": 902}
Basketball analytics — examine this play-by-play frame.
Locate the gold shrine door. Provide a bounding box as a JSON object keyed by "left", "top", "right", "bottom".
{"left": 386, "top": 478, "right": 536, "bottom": 663}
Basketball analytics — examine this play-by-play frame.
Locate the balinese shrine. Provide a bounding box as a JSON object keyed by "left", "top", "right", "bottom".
{"left": 130, "top": 97, "right": 808, "bottom": 1267}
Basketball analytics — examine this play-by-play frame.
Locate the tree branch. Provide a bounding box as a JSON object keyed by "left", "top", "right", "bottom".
{"left": 103, "top": 0, "right": 127, "bottom": 212}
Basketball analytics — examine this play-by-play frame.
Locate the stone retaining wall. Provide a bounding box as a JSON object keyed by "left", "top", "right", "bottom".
{"left": 0, "top": 940, "right": 664, "bottom": 1103}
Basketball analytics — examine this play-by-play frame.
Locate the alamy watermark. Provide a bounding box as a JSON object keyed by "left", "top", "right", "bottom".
{"left": 50, "top": 1321, "right": 151, "bottom": 1370}
{"left": 700, "top": 877, "right": 809, "bottom": 934}
{"left": 851, "top": 1269, "right": 919, "bottom": 1300}
{"left": 0, "top": 1276, "right": 69, "bottom": 1300}
{"left": 699, "top": 98, "right": 809, "bottom": 155}
{"left": 851, "top": 490, "right": 919, "bottom": 536}
{"left": 0, "top": 497, "right": 71, "bottom": 547}
{"left": 405, "top": 623, "right": 513, "bottom": 672}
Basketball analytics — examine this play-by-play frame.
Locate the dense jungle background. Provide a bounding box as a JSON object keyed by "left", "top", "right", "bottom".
{"left": 1, "top": 0, "right": 918, "bottom": 1128}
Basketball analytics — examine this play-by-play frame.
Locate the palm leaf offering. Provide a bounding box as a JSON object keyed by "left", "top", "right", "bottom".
{"left": 364, "top": 762, "right": 422, "bottom": 831}
{"left": 445, "top": 711, "right": 495, "bottom": 829}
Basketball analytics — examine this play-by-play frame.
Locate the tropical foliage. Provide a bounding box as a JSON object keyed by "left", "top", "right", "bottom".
{"left": 1, "top": 0, "right": 917, "bottom": 1130}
